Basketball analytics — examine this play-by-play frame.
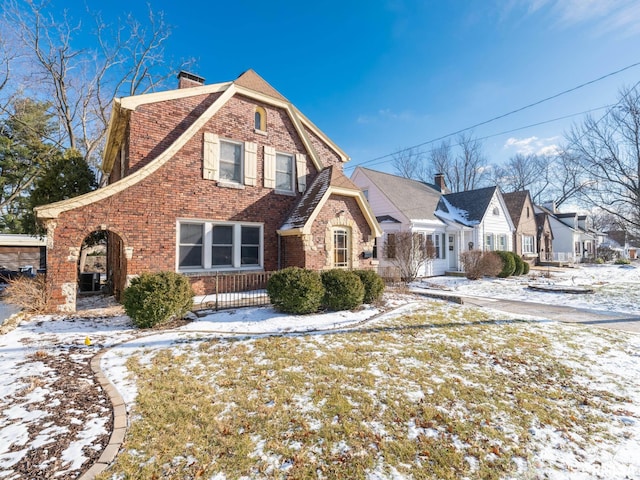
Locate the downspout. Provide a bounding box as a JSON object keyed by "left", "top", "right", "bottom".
{"left": 277, "top": 234, "right": 281, "bottom": 270}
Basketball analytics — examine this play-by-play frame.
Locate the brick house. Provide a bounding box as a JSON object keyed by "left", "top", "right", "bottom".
{"left": 502, "top": 190, "right": 541, "bottom": 265}
{"left": 36, "top": 70, "right": 381, "bottom": 311}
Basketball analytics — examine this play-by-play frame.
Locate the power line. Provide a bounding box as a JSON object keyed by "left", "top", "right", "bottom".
{"left": 345, "top": 105, "right": 611, "bottom": 172}
{"left": 346, "top": 60, "right": 640, "bottom": 170}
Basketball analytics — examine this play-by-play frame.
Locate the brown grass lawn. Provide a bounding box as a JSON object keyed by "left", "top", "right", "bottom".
{"left": 98, "top": 301, "right": 635, "bottom": 479}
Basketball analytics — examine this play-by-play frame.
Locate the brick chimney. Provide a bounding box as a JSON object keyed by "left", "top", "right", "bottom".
{"left": 434, "top": 173, "right": 447, "bottom": 192}
{"left": 177, "top": 71, "right": 205, "bottom": 89}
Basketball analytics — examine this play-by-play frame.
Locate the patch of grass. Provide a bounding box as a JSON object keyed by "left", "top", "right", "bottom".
{"left": 99, "top": 302, "right": 630, "bottom": 479}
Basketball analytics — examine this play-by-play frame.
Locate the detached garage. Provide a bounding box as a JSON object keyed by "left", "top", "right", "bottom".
{"left": 0, "top": 234, "right": 47, "bottom": 273}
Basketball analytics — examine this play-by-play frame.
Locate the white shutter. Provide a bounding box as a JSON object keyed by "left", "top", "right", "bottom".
{"left": 295, "top": 153, "right": 307, "bottom": 192}
{"left": 264, "top": 146, "right": 276, "bottom": 188}
{"left": 244, "top": 141, "right": 257, "bottom": 186}
{"left": 203, "top": 132, "right": 219, "bottom": 181}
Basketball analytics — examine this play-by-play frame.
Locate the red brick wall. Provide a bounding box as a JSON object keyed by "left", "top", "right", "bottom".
{"left": 44, "top": 90, "right": 358, "bottom": 309}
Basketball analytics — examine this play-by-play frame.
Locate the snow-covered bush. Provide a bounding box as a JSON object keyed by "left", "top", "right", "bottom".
{"left": 122, "top": 271, "right": 194, "bottom": 328}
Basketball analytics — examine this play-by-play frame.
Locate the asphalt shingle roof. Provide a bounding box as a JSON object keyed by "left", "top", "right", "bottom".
{"left": 358, "top": 168, "right": 442, "bottom": 221}
{"left": 441, "top": 186, "right": 498, "bottom": 224}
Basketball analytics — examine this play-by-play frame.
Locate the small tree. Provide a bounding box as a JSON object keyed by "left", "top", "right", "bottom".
{"left": 383, "top": 231, "right": 435, "bottom": 282}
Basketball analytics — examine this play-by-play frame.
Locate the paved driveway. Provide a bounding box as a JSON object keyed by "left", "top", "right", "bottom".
{"left": 460, "top": 296, "right": 640, "bottom": 334}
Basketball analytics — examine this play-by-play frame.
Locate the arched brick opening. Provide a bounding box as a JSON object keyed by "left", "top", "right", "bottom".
{"left": 76, "top": 230, "right": 128, "bottom": 302}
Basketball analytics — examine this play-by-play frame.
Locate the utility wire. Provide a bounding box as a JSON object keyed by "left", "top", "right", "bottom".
{"left": 346, "top": 60, "right": 640, "bottom": 170}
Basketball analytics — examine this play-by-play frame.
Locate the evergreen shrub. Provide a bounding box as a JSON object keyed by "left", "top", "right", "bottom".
{"left": 123, "top": 271, "right": 194, "bottom": 328}
{"left": 496, "top": 251, "right": 516, "bottom": 278}
{"left": 267, "top": 267, "right": 324, "bottom": 314}
{"left": 512, "top": 253, "right": 525, "bottom": 276}
{"left": 321, "top": 269, "right": 365, "bottom": 311}
{"left": 354, "top": 269, "right": 385, "bottom": 304}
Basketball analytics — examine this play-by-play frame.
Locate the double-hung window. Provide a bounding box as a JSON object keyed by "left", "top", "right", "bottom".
{"left": 522, "top": 235, "right": 535, "bottom": 254}
{"left": 485, "top": 234, "right": 493, "bottom": 251}
{"left": 275, "top": 153, "right": 294, "bottom": 192}
{"left": 334, "top": 228, "right": 349, "bottom": 268}
{"left": 179, "top": 223, "right": 204, "bottom": 268}
{"left": 219, "top": 140, "right": 243, "bottom": 183}
{"left": 178, "top": 221, "right": 263, "bottom": 271}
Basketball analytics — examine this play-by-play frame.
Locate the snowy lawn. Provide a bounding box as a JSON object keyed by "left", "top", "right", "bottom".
{"left": 98, "top": 301, "right": 639, "bottom": 480}
{"left": 0, "top": 264, "right": 639, "bottom": 479}
{"left": 418, "top": 263, "right": 640, "bottom": 315}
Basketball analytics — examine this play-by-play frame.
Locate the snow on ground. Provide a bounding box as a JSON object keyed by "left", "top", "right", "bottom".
{"left": 419, "top": 263, "right": 640, "bottom": 315}
{"left": 0, "top": 263, "right": 639, "bottom": 478}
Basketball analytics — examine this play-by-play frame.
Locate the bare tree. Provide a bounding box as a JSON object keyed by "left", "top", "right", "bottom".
{"left": 392, "top": 146, "right": 428, "bottom": 182}
{"left": 492, "top": 153, "right": 549, "bottom": 194}
{"left": 2, "top": 1, "right": 192, "bottom": 182}
{"left": 383, "top": 231, "right": 435, "bottom": 282}
{"left": 448, "top": 132, "right": 489, "bottom": 192}
{"left": 564, "top": 85, "right": 640, "bottom": 232}
{"left": 424, "top": 139, "right": 452, "bottom": 186}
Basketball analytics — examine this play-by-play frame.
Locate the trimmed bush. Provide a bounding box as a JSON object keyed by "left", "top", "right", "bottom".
{"left": 321, "top": 269, "right": 365, "bottom": 311}
{"left": 614, "top": 257, "right": 631, "bottom": 265}
{"left": 479, "top": 251, "right": 503, "bottom": 278}
{"left": 267, "top": 267, "right": 324, "bottom": 314}
{"left": 123, "top": 271, "right": 194, "bottom": 328}
{"left": 496, "top": 251, "right": 516, "bottom": 278}
{"left": 522, "top": 260, "right": 531, "bottom": 274}
{"left": 512, "top": 253, "right": 525, "bottom": 276}
{"left": 354, "top": 269, "right": 385, "bottom": 304}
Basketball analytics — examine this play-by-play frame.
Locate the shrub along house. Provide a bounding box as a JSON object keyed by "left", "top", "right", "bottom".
{"left": 35, "top": 70, "right": 381, "bottom": 311}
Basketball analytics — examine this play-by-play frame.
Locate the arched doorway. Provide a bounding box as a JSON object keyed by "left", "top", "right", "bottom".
{"left": 77, "top": 229, "right": 127, "bottom": 301}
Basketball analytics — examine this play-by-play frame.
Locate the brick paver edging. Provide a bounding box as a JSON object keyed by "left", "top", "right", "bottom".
{"left": 77, "top": 350, "right": 128, "bottom": 480}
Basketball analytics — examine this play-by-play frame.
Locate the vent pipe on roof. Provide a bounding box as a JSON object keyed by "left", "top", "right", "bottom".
{"left": 177, "top": 71, "right": 205, "bottom": 89}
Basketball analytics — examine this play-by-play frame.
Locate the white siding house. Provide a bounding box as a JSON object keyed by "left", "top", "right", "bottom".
{"left": 352, "top": 168, "right": 515, "bottom": 278}
{"left": 351, "top": 168, "right": 452, "bottom": 276}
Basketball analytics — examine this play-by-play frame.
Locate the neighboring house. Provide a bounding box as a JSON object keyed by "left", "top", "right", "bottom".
{"left": 502, "top": 191, "right": 541, "bottom": 265}
{"left": 35, "top": 70, "right": 381, "bottom": 311}
{"left": 535, "top": 204, "right": 595, "bottom": 263}
{"left": 535, "top": 212, "right": 554, "bottom": 262}
{"left": 0, "top": 234, "right": 46, "bottom": 273}
{"left": 438, "top": 186, "right": 515, "bottom": 255}
{"left": 605, "top": 230, "right": 640, "bottom": 259}
{"left": 351, "top": 168, "right": 515, "bottom": 276}
{"left": 351, "top": 167, "right": 452, "bottom": 276}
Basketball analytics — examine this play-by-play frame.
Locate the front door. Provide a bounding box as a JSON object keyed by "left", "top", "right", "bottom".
{"left": 448, "top": 234, "right": 457, "bottom": 270}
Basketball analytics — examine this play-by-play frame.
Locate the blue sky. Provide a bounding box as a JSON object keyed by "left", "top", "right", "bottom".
{"left": 65, "top": 0, "right": 640, "bottom": 174}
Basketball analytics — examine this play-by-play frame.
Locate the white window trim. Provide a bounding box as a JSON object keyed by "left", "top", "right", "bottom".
{"left": 333, "top": 227, "right": 350, "bottom": 268}
{"left": 522, "top": 235, "right": 535, "bottom": 254}
{"left": 275, "top": 151, "right": 295, "bottom": 194}
{"left": 177, "top": 220, "right": 264, "bottom": 272}
{"left": 218, "top": 138, "right": 244, "bottom": 185}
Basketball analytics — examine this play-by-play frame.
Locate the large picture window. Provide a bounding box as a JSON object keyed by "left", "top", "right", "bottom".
{"left": 178, "top": 221, "right": 263, "bottom": 270}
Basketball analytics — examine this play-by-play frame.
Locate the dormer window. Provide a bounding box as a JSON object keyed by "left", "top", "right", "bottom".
{"left": 254, "top": 106, "right": 266, "bottom": 132}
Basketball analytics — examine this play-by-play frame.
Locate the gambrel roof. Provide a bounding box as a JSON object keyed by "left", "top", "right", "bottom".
{"left": 36, "top": 70, "right": 348, "bottom": 220}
